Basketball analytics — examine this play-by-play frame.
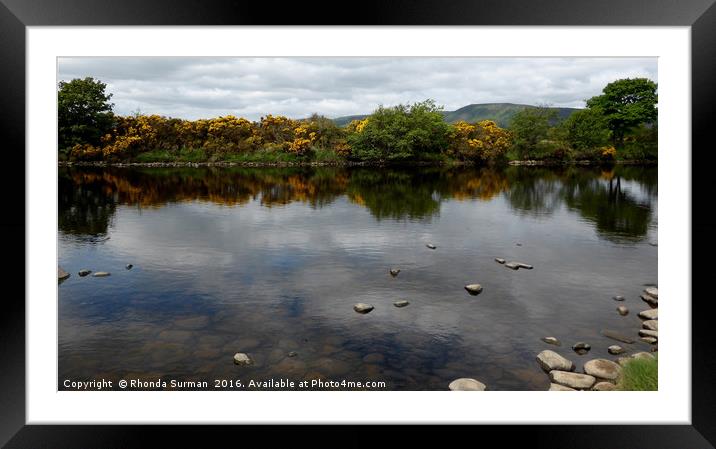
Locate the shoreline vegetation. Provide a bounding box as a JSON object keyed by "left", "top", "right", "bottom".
{"left": 59, "top": 77, "right": 657, "bottom": 166}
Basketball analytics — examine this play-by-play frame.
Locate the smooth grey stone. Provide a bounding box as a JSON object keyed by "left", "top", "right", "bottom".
{"left": 608, "top": 345, "right": 625, "bottom": 355}
{"left": 58, "top": 266, "right": 70, "bottom": 280}
{"left": 617, "top": 306, "right": 629, "bottom": 316}
{"left": 393, "top": 300, "right": 410, "bottom": 308}
{"left": 638, "top": 309, "right": 658, "bottom": 320}
{"left": 233, "top": 352, "right": 254, "bottom": 366}
{"left": 541, "top": 336, "right": 561, "bottom": 346}
{"left": 495, "top": 258, "right": 506, "bottom": 264}
{"left": 448, "top": 378, "right": 486, "bottom": 391}
{"left": 426, "top": 243, "right": 437, "bottom": 250}
{"left": 353, "top": 303, "right": 375, "bottom": 314}
{"left": 572, "top": 342, "right": 591, "bottom": 355}
{"left": 549, "top": 370, "right": 596, "bottom": 390}
{"left": 92, "top": 271, "right": 111, "bottom": 277}
{"left": 536, "top": 350, "right": 575, "bottom": 372}
{"left": 78, "top": 269, "right": 91, "bottom": 277}
{"left": 612, "top": 295, "right": 625, "bottom": 301}
{"left": 583, "top": 359, "right": 621, "bottom": 381}
{"left": 464, "top": 284, "right": 483, "bottom": 295}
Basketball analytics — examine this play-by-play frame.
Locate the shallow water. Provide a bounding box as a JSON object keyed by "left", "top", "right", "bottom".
{"left": 58, "top": 165, "right": 657, "bottom": 390}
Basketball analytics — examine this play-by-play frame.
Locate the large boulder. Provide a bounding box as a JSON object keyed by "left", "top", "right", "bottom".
{"left": 583, "top": 359, "right": 622, "bottom": 381}
{"left": 536, "top": 350, "right": 575, "bottom": 372}
{"left": 549, "top": 370, "right": 596, "bottom": 390}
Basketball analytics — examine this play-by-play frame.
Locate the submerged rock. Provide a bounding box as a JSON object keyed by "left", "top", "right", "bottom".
{"left": 495, "top": 258, "right": 506, "bottom": 264}
{"left": 536, "top": 350, "right": 574, "bottom": 372}
{"left": 514, "top": 262, "right": 533, "bottom": 269}
{"left": 393, "top": 300, "right": 410, "bottom": 308}
{"left": 126, "top": 264, "right": 133, "bottom": 270}
{"left": 78, "top": 269, "right": 91, "bottom": 277}
{"left": 464, "top": 284, "right": 483, "bottom": 295}
{"left": 572, "top": 342, "right": 591, "bottom": 355}
{"left": 617, "top": 306, "right": 629, "bottom": 316}
{"left": 389, "top": 268, "right": 400, "bottom": 277}
{"left": 583, "top": 359, "right": 621, "bottom": 381}
{"left": 612, "top": 295, "right": 625, "bottom": 301}
{"left": 233, "top": 352, "right": 254, "bottom": 366}
{"left": 638, "top": 309, "right": 658, "bottom": 320}
{"left": 549, "top": 370, "right": 596, "bottom": 390}
{"left": 608, "top": 345, "right": 625, "bottom": 355}
{"left": 287, "top": 351, "right": 298, "bottom": 358}
{"left": 58, "top": 266, "right": 70, "bottom": 281}
{"left": 426, "top": 243, "right": 437, "bottom": 250}
{"left": 353, "top": 303, "right": 375, "bottom": 314}
{"left": 541, "top": 336, "right": 561, "bottom": 346}
{"left": 448, "top": 378, "right": 486, "bottom": 391}
{"left": 601, "top": 329, "right": 635, "bottom": 344}
{"left": 92, "top": 271, "right": 111, "bottom": 277}
{"left": 504, "top": 262, "right": 520, "bottom": 270}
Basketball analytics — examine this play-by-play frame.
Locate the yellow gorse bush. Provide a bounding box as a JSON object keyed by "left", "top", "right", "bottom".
{"left": 448, "top": 120, "right": 511, "bottom": 161}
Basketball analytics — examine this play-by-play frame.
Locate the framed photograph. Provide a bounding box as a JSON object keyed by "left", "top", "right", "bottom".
{"left": 3, "top": 0, "right": 715, "bottom": 446}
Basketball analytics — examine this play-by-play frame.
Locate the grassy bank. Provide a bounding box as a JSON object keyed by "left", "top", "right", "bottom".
{"left": 617, "top": 355, "right": 658, "bottom": 391}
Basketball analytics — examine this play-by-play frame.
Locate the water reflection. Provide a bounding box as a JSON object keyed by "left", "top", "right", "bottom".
{"left": 59, "top": 165, "right": 657, "bottom": 243}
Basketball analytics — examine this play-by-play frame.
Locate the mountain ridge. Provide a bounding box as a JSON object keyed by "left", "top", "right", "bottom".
{"left": 332, "top": 103, "right": 581, "bottom": 127}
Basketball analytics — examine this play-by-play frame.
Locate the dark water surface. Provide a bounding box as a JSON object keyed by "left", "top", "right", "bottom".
{"left": 58, "top": 165, "right": 657, "bottom": 390}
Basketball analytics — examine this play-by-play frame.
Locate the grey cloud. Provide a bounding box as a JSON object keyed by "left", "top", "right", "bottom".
{"left": 58, "top": 57, "right": 657, "bottom": 120}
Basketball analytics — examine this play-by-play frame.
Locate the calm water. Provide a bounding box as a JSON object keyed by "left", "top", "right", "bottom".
{"left": 58, "top": 165, "right": 658, "bottom": 390}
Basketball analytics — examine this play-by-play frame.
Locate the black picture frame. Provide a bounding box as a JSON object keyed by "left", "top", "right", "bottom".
{"left": 2, "top": 0, "right": 714, "bottom": 447}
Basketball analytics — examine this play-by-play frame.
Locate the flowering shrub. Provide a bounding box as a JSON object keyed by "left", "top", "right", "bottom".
{"left": 448, "top": 120, "right": 511, "bottom": 161}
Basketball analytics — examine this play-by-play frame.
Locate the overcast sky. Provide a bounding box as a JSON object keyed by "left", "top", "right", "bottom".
{"left": 58, "top": 57, "right": 657, "bottom": 121}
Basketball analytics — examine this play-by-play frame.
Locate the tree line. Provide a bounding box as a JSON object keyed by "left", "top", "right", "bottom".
{"left": 59, "top": 77, "right": 657, "bottom": 164}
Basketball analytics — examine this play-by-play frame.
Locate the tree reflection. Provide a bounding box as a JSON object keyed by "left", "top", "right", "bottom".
{"left": 59, "top": 164, "right": 656, "bottom": 243}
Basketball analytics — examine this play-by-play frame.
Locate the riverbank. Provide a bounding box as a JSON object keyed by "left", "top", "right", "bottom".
{"left": 58, "top": 159, "right": 657, "bottom": 168}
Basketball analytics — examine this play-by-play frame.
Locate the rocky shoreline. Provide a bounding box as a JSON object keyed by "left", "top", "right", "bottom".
{"left": 58, "top": 159, "right": 657, "bottom": 169}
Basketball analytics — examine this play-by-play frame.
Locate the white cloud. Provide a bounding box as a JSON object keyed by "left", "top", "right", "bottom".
{"left": 58, "top": 57, "right": 657, "bottom": 120}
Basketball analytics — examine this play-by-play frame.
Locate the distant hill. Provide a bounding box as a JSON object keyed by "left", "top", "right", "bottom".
{"left": 332, "top": 103, "right": 581, "bottom": 128}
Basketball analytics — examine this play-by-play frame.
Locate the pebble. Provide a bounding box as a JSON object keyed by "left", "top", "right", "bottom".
{"left": 612, "top": 295, "right": 625, "bottom": 301}
{"left": 464, "top": 284, "right": 483, "bottom": 295}
{"left": 495, "top": 258, "right": 506, "bottom": 264}
{"left": 393, "top": 300, "right": 410, "bottom": 308}
{"left": 541, "top": 336, "right": 561, "bottom": 346}
{"left": 353, "top": 303, "right": 375, "bottom": 314}
{"left": 572, "top": 342, "right": 591, "bottom": 355}
{"left": 608, "top": 345, "right": 625, "bottom": 355}
{"left": 389, "top": 268, "right": 400, "bottom": 277}
{"left": 78, "top": 269, "right": 91, "bottom": 277}
{"left": 426, "top": 243, "right": 436, "bottom": 250}
{"left": 126, "top": 264, "right": 133, "bottom": 270}
{"left": 233, "top": 353, "right": 254, "bottom": 366}
{"left": 617, "top": 306, "right": 629, "bottom": 316}
{"left": 92, "top": 272, "right": 111, "bottom": 277}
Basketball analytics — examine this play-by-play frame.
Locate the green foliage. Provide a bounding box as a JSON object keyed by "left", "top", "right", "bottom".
{"left": 347, "top": 100, "right": 450, "bottom": 161}
{"left": 509, "top": 106, "right": 558, "bottom": 159}
{"left": 586, "top": 78, "right": 658, "bottom": 146}
{"left": 58, "top": 77, "right": 115, "bottom": 153}
{"left": 559, "top": 108, "right": 612, "bottom": 158}
{"left": 617, "top": 355, "right": 658, "bottom": 391}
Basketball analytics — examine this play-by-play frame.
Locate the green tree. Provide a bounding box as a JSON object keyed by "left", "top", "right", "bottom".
{"left": 586, "top": 78, "right": 657, "bottom": 147}
{"left": 559, "top": 108, "right": 611, "bottom": 154}
{"left": 347, "top": 100, "right": 449, "bottom": 161}
{"left": 58, "top": 77, "right": 115, "bottom": 153}
{"left": 508, "top": 106, "right": 557, "bottom": 159}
